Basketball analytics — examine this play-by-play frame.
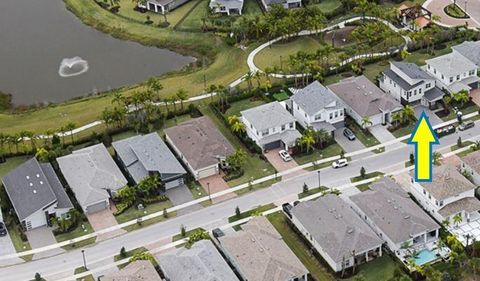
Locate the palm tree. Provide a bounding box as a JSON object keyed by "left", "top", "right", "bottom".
{"left": 433, "top": 151, "right": 442, "bottom": 166}
{"left": 111, "top": 90, "right": 126, "bottom": 106}
{"left": 65, "top": 122, "right": 76, "bottom": 145}
{"left": 176, "top": 89, "right": 188, "bottom": 111}
{"left": 117, "top": 186, "right": 137, "bottom": 206}
{"left": 361, "top": 116, "right": 372, "bottom": 130}
{"left": 453, "top": 213, "right": 463, "bottom": 228}
{"left": 137, "top": 176, "right": 160, "bottom": 196}
{"left": 244, "top": 71, "right": 254, "bottom": 92}
{"left": 231, "top": 121, "right": 246, "bottom": 134}
{"left": 453, "top": 90, "right": 470, "bottom": 108}
{"left": 442, "top": 219, "right": 451, "bottom": 229}
{"left": 297, "top": 133, "right": 315, "bottom": 153}
{"left": 401, "top": 105, "right": 415, "bottom": 124}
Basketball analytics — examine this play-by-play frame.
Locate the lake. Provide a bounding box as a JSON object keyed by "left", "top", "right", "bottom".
{"left": 0, "top": 0, "right": 194, "bottom": 105}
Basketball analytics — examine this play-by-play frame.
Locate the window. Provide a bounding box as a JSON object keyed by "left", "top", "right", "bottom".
{"left": 272, "top": 127, "right": 276, "bottom": 133}
{"left": 423, "top": 189, "right": 426, "bottom": 195}
{"left": 414, "top": 90, "right": 417, "bottom": 95}
{"left": 305, "top": 113, "right": 307, "bottom": 118}
{"left": 470, "top": 70, "right": 476, "bottom": 76}
{"left": 297, "top": 105, "right": 299, "bottom": 110}
{"left": 281, "top": 124, "right": 285, "bottom": 131}
{"left": 419, "top": 88, "right": 422, "bottom": 94}
{"left": 450, "top": 77, "right": 454, "bottom": 83}
{"left": 250, "top": 124, "right": 253, "bottom": 129}
{"left": 426, "top": 83, "right": 431, "bottom": 88}
{"left": 457, "top": 75, "right": 460, "bottom": 80}
{"left": 289, "top": 122, "right": 294, "bottom": 128}
{"left": 394, "top": 83, "right": 396, "bottom": 88}
{"left": 329, "top": 113, "right": 333, "bottom": 119}
{"left": 428, "top": 64, "right": 431, "bottom": 69}
{"left": 340, "top": 111, "right": 344, "bottom": 116}
{"left": 434, "top": 69, "right": 437, "bottom": 74}
{"left": 261, "top": 130, "right": 269, "bottom": 136}
{"left": 335, "top": 111, "right": 338, "bottom": 118}
{"left": 315, "top": 114, "right": 321, "bottom": 120}
{"left": 440, "top": 201, "right": 444, "bottom": 207}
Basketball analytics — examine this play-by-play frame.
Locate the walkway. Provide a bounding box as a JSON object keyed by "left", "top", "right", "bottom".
{"left": 369, "top": 125, "right": 405, "bottom": 151}
{"left": 424, "top": 0, "right": 480, "bottom": 28}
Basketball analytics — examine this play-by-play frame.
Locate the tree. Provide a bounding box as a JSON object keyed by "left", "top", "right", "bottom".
{"left": 146, "top": 77, "right": 163, "bottom": 99}
{"left": 163, "top": 208, "right": 168, "bottom": 218}
{"left": 65, "top": 122, "right": 76, "bottom": 145}
{"left": 137, "top": 176, "right": 160, "bottom": 196}
{"left": 34, "top": 273, "right": 42, "bottom": 281}
{"left": 433, "top": 151, "right": 442, "bottom": 166}
{"left": 35, "top": 148, "right": 50, "bottom": 162}
{"left": 360, "top": 166, "right": 366, "bottom": 178}
{"left": 297, "top": 130, "right": 316, "bottom": 153}
{"left": 117, "top": 186, "right": 137, "bottom": 206}
{"left": 457, "top": 137, "right": 463, "bottom": 148}
{"left": 401, "top": 105, "right": 415, "bottom": 124}
{"left": 176, "top": 89, "right": 188, "bottom": 111}
{"left": 423, "top": 265, "right": 442, "bottom": 281}
{"left": 453, "top": 90, "right": 470, "bottom": 107}
{"left": 120, "top": 247, "right": 127, "bottom": 258}
{"left": 235, "top": 206, "right": 241, "bottom": 218}
{"left": 409, "top": 152, "right": 414, "bottom": 164}
{"left": 453, "top": 213, "right": 463, "bottom": 227}
{"left": 181, "top": 224, "right": 186, "bottom": 237}
{"left": 227, "top": 149, "right": 247, "bottom": 171}
{"left": 361, "top": 116, "right": 372, "bottom": 130}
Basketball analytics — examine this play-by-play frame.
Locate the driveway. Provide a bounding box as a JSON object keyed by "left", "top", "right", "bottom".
{"left": 165, "top": 185, "right": 203, "bottom": 216}
{"left": 334, "top": 128, "right": 373, "bottom": 159}
{"left": 87, "top": 208, "right": 125, "bottom": 242}
{"left": 414, "top": 106, "right": 443, "bottom": 126}
{"left": 470, "top": 89, "right": 480, "bottom": 106}
{"left": 0, "top": 210, "right": 23, "bottom": 266}
{"left": 198, "top": 174, "right": 237, "bottom": 204}
{"left": 264, "top": 148, "right": 306, "bottom": 179}
{"left": 26, "top": 227, "right": 65, "bottom": 260}
{"left": 369, "top": 125, "right": 405, "bottom": 151}
{"left": 424, "top": 0, "right": 480, "bottom": 28}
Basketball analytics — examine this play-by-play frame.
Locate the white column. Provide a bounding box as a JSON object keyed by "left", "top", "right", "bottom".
{"left": 424, "top": 233, "right": 427, "bottom": 243}
{"left": 379, "top": 246, "right": 382, "bottom": 256}
{"left": 365, "top": 251, "right": 369, "bottom": 262}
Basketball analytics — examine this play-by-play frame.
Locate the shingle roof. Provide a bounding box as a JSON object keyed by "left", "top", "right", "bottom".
{"left": 328, "top": 76, "right": 402, "bottom": 118}
{"left": 165, "top": 116, "right": 235, "bottom": 171}
{"left": 452, "top": 41, "right": 480, "bottom": 66}
{"left": 57, "top": 144, "right": 127, "bottom": 208}
{"left": 439, "top": 197, "right": 480, "bottom": 217}
{"left": 418, "top": 164, "right": 476, "bottom": 201}
{"left": 241, "top": 102, "right": 296, "bottom": 131}
{"left": 350, "top": 177, "right": 439, "bottom": 244}
{"left": 218, "top": 216, "right": 308, "bottom": 281}
{"left": 423, "top": 87, "right": 445, "bottom": 102}
{"left": 291, "top": 194, "right": 383, "bottom": 264}
{"left": 426, "top": 52, "right": 477, "bottom": 77}
{"left": 391, "top": 61, "right": 432, "bottom": 80}
{"left": 291, "top": 80, "right": 342, "bottom": 116}
{"left": 112, "top": 133, "right": 186, "bottom": 183}
{"left": 384, "top": 69, "right": 424, "bottom": 91}
{"left": 157, "top": 240, "right": 239, "bottom": 281}
{"left": 462, "top": 150, "right": 480, "bottom": 174}
{"left": 102, "top": 260, "right": 162, "bottom": 281}
{"left": 1, "top": 158, "right": 72, "bottom": 221}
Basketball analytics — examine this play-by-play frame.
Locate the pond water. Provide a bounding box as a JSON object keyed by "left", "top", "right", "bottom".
{"left": 0, "top": 0, "right": 194, "bottom": 105}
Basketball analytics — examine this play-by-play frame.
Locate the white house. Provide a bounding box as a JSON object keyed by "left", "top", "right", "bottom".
{"left": 1, "top": 158, "right": 73, "bottom": 230}
{"left": 241, "top": 101, "right": 301, "bottom": 152}
{"left": 461, "top": 150, "right": 480, "bottom": 185}
{"left": 139, "top": 0, "right": 191, "bottom": 14}
{"left": 380, "top": 61, "right": 444, "bottom": 109}
{"left": 328, "top": 75, "right": 402, "bottom": 127}
{"left": 290, "top": 81, "right": 345, "bottom": 135}
{"left": 410, "top": 164, "right": 480, "bottom": 225}
{"left": 209, "top": 0, "right": 243, "bottom": 15}
{"left": 260, "top": 0, "right": 301, "bottom": 11}
{"left": 290, "top": 194, "right": 383, "bottom": 272}
{"left": 425, "top": 51, "right": 479, "bottom": 94}
{"left": 350, "top": 177, "right": 440, "bottom": 256}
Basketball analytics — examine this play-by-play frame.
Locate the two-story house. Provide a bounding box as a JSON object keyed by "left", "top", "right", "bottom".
{"left": 380, "top": 61, "right": 444, "bottom": 109}
{"left": 424, "top": 51, "right": 479, "bottom": 94}
{"left": 209, "top": 0, "right": 243, "bottom": 15}
{"left": 241, "top": 101, "right": 301, "bottom": 152}
{"left": 290, "top": 81, "right": 345, "bottom": 135}
{"left": 452, "top": 41, "right": 480, "bottom": 68}
{"left": 260, "top": 0, "right": 301, "bottom": 11}
{"left": 410, "top": 164, "right": 480, "bottom": 225}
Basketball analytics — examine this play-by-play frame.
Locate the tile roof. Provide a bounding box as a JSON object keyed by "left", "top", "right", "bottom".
{"left": 2, "top": 158, "right": 72, "bottom": 221}
{"left": 165, "top": 116, "right": 235, "bottom": 171}
{"left": 452, "top": 41, "right": 480, "bottom": 66}
{"left": 462, "top": 150, "right": 480, "bottom": 174}
{"left": 439, "top": 197, "right": 480, "bottom": 217}
{"left": 291, "top": 80, "right": 343, "bottom": 116}
{"left": 57, "top": 144, "right": 127, "bottom": 208}
{"left": 102, "top": 260, "right": 162, "bottom": 281}
{"left": 291, "top": 194, "right": 383, "bottom": 264}
{"left": 350, "top": 177, "right": 439, "bottom": 244}
{"left": 157, "top": 240, "right": 239, "bottom": 281}
{"left": 418, "top": 164, "right": 476, "bottom": 201}
{"left": 218, "top": 216, "right": 307, "bottom": 281}
{"left": 328, "top": 75, "right": 402, "bottom": 118}
{"left": 241, "top": 102, "right": 296, "bottom": 131}
{"left": 112, "top": 133, "right": 186, "bottom": 183}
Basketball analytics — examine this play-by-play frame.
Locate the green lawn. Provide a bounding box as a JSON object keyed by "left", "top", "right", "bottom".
{"left": 55, "top": 221, "right": 96, "bottom": 250}
{"left": 345, "top": 119, "right": 381, "bottom": 149}
{"left": 228, "top": 203, "right": 276, "bottom": 230}
{"left": 451, "top": 140, "right": 474, "bottom": 151}
{"left": 113, "top": 246, "right": 149, "bottom": 269}
{"left": 311, "top": 0, "right": 342, "bottom": 13}
{"left": 389, "top": 122, "right": 416, "bottom": 139}
{"left": 344, "top": 255, "right": 411, "bottom": 281}
{"left": 74, "top": 266, "right": 95, "bottom": 281}
{"left": 235, "top": 177, "right": 281, "bottom": 195}
{"left": 0, "top": 156, "right": 30, "bottom": 178}
{"left": 115, "top": 200, "right": 176, "bottom": 231}
{"left": 111, "top": 130, "right": 138, "bottom": 142}
{"left": 6, "top": 223, "right": 33, "bottom": 261}
{"left": 351, "top": 171, "right": 384, "bottom": 183}
{"left": 445, "top": 3, "right": 468, "bottom": 18}
{"left": 267, "top": 212, "right": 336, "bottom": 281}
{"left": 293, "top": 142, "right": 344, "bottom": 165}
{"left": 298, "top": 186, "right": 328, "bottom": 199}
{"left": 186, "top": 181, "right": 211, "bottom": 207}
{"left": 440, "top": 102, "right": 480, "bottom": 121}
{"left": 225, "top": 98, "right": 268, "bottom": 117}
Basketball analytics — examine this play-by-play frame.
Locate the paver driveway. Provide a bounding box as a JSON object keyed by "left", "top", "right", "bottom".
{"left": 425, "top": 0, "right": 480, "bottom": 28}
{"left": 264, "top": 148, "right": 306, "bottom": 179}
{"left": 198, "top": 174, "right": 237, "bottom": 204}
{"left": 87, "top": 208, "right": 125, "bottom": 242}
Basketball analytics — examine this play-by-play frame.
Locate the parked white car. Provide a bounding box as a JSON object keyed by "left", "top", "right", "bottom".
{"left": 332, "top": 158, "right": 348, "bottom": 169}
{"left": 279, "top": 150, "right": 292, "bottom": 162}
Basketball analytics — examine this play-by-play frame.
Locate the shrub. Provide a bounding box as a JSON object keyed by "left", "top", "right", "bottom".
{"left": 163, "top": 208, "right": 168, "bottom": 218}
{"left": 223, "top": 169, "right": 244, "bottom": 181}
{"left": 360, "top": 167, "right": 366, "bottom": 178}
{"left": 120, "top": 247, "right": 127, "bottom": 258}
{"left": 303, "top": 183, "right": 309, "bottom": 193}
{"left": 113, "top": 202, "right": 132, "bottom": 216}
{"left": 181, "top": 225, "right": 186, "bottom": 237}
{"left": 235, "top": 206, "right": 241, "bottom": 218}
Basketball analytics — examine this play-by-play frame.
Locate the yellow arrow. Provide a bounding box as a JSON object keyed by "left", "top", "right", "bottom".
{"left": 407, "top": 112, "right": 439, "bottom": 182}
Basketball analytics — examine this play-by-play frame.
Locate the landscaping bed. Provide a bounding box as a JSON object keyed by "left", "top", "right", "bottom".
{"left": 444, "top": 3, "right": 469, "bottom": 19}
{"left": 298, "top": 186, "right": 328, "bottom": 199}
{"left": 228, "top": 203, "right": 276, "bottom": 230}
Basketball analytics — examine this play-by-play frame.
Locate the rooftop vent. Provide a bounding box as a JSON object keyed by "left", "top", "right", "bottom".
{"left": 29, "top": 183, "right": 33, "bottom": 187}
{"left": 36, "top": 174, "right": 40, "bottom": 178}
{"left": 404, "top": 215, "right": 410, "bottom": 219}
{"left": 33, "top": 190, "right": 37, "bottom": 194}
{"left": 347, "top": 228, "right": 354, "bottom": 234}
{"left": 40, "top": 181, "right": 43, "bottom": 185}
{"left": 26, "top": 176, "right": 30, "bottom": 180}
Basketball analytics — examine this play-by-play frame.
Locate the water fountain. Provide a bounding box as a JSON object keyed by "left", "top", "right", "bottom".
{"left": 58, "top": 56, "right": 89, "bottom": 78}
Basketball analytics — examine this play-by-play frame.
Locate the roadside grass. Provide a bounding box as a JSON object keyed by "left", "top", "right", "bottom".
{"left": 293, "top": 142, "right": 344, "bottom": 165}
{"left": 345, "top": 119, "right": 382, "bottom": 151}
{"left": 389, "top": 122, "right": 416, "bottom": 139}
{"left": 55, "top": 221, "right": 96, "bottom": 251}
{"left": 113, "top": 246, "right": 149, "bottom": 269}
{"left": 298, "top": 186, "right": 328, "bottom": 199}
{"left": 451, "top": 140, "right": 474, "bottom": 151}
{"left": 6, "top": 224, "right": 33, "bottom": 262}
{"left": 267, "top": 211, "right": 336, "bottom": 281}
{"left": 344, "top": 255, "right": 411, "bottom": 281}
{"left": 351, "top": 171, "right": 384, "bottom": 183}
{"left": 235, "top": 177, "right": 281, "bottom": 195}
{"left": 445, "top": 3, "right": 468, "bottom": 18}
{"left": 115, "top": 200, "right": 176, "bottom": 232}
{"left": 187, "top": 181, "right": 211, "bottom": 207}
{"left": 0, "top": 156, "right": 30, "bottom": 178}
{"left": 74, "top": 266, "right": 95, "bottom": 281}
{"left": 172, "top": 227, "right": 205, "bottom": 243}
{"left": 228, "top": 203, "right": 276, "bottom": 230}
{"left": 439, "top": 102, "right": 479, "bottom": 121}
{"left": 225, "top": 98, "right": 268, "bottom": 117}
{"left": 355, "top": 183, "right": 371, "bottom": 192}
{"left": 199, "top": 104, "right": 276, "bottom": 187}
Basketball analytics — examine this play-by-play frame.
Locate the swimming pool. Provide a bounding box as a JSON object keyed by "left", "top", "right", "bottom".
{"left": 415, "top": 249, "right": 438, "bottom": 265}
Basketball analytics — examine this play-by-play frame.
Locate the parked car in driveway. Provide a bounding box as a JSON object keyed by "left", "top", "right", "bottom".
{"left": 458, "top": 120, "right": 475, "bottom": 131}
{"left": 0, "top": 222, "right": 7, "bottom": 237}
{"left": 282, "top": 203, "right": 293, "bottom": 218}
{"left": 332, "top": 158, "right": 348, "bottom": 169}
{"left": 343, "top": 128, "right": 356, "bottom": 141}
{"left": 279, "top": 150, "right": 292, "bottom": 162}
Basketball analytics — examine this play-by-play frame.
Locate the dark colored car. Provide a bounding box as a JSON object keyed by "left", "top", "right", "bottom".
{"left": 282, "top": 203, "right": 293, "bottom": 218}
{"left": 212, "top": 228, "right": 224, "bottom": 239}
{"left": 0, "top": 222, "right": 7, "bottom": 237}
{"left": 293, "top": 200, "right": 300, "bottom": 206}
{"left": 343, "top": 128, "right": 356, "bottom": 141}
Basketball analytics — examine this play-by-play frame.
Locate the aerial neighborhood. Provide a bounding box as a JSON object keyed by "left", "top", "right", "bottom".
{"left": 3, "top": 0, "right": 480, "bottom": 280}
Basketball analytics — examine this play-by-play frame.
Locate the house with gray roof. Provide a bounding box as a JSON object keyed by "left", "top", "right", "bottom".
{"left": 350, "top": 177, "right": 440, "bottom": 254}
{"left": 328, "top": 75, "right": 402, "bottom": 127}
{"left": 290, "top": 80, "right": 345, "bottom": 134}
{"left": 380, "top": 61, "right": 444, "bottom": 109}
{"left": 290, "top": 194, "right": 383, "bottom": 272}
{"left": 57, "top": 144, "right": 127, "bottom": 214}
{"left": 1, "top": 158, "right": 73, "bottom": 230}
{"left": 461, "top": 150, "right": 480, "bottom": 185}
{"left": 103, "top": 260, "right": 162, "bottom": 281}
{"left": 410, "top": 164, "right": 480, "bottom": 224}
{"left": 157, "top": 240, "right": 239, "bottom": 281}
{"left": 452, "top": 41, "right": 480, "bottom": 67}
{"left": 260, "top": 0, "right": 301, "bottom": 11}
{"left": 216, "top": 216, "right": 308, "bottom": 281}
{"left": 209, "top": 0, "right": 243, "bottom": 15}
{"left": 138, "top": 0, "right": 191, "bottom": 14}
{"left": 112, "top": 133, "right": 186, "bottom": 190}
{"left": 165, "top": 116, "right": 235, "bottom": 180}
{"left": 241, "top": 101, "right": 301, "bottom": 151}
{"left": 425, "top": 51, "right": 479, "bottom": 93}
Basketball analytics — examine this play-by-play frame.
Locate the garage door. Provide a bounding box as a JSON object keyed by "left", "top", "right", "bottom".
{"left": 86, "top": 201, "right": 108, "bottom": 214}
{"left": 165, "top": 178, "right": 184, "bottom": 190}
{"left": 197, "top": 166, "right": 218, "bottom": 179}
{"left": 469, "top": 82, "right": 479, "bottom": 90}
{"left": 264, "top": 140, "right": 281, "bottom": 151}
